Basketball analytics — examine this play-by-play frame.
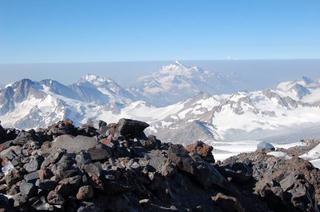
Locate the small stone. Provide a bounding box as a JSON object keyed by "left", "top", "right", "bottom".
{"left": 87, "top": 146, "right": 111, "bottom": 162}
{"left": 31, "top": 196, "right": 55, "bottom": 210}
{"left": 0, "top": 184, "right": 8, "bottom": 193}
{"left": 19, "top": 181, "right": 37, "bottom": 198}
{"left": 5, "top": 169, "right": 22, "bottom": 187}
{"left": 76, "top": 151, "right": 92, "bottom": 166}
{"left": 130, "top": 162, "right": 140, "bottom": 169}
{"left": 83, "top": 163, "right": 102, "bottom": 177}
{"left": 41, "top": 148, "right": 65, "bottom": 169}
{"left": 56, "top": 175, "right": 82, "bottom": 197}
{"left": 24, "top": 171, "right": 40, "bottom": 183}
{"left": 47, "top": 190, "right": 65, "bottom": 205}
{"left": 24, "top": 155, "right": 43, "bottom": 173}
{"left": 101, "top": 137, "right": 115, "bottom": 148}
{"left": 140, "top": 135, "right": 161, "bottom": 150}
{"left": 13, "top": 193, "right": 27, "bottom": 207}
{"left": 76, "top": 185, "right": 94, "bottom": 200}
{"left": 37, "top": 179, "right": 57, "bottom": 191}
{"left": 7, "top": 185, "right": 19, "bottom": 196}
{"left": 38, "top": 168, "right": 53, "bottom": 180}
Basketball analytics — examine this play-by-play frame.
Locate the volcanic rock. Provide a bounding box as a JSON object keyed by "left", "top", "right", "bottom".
{"left": 226, "top": 151, "right": 320, "bottom": 211}
{"left": 140, "top": 135, "right": 161, "bottom": 150}
{"left": 50, "top": 135, "right": 97, "bottom": 154}
{"left": 168, "top": 144, "right": 227, "bottom": 189}
{"left": 115, "top": 118, "right": 149, "bottom": 139}
{"left": 19, "top": 181, "right": 37, "bottom": 198}
{"left": 87, "top": 145, "right": 112, "bottom": 162}
{"left": 24, "top": 171, "right": 40, "bottom": 183}
{"left": 24, "top": 155, "right": 44, "bottom": 173}
{"left": 76, "top": 185, "right": 94, "bottom": 200}
{"left": 186, "top": 140, "right": 215, "bottom": 163}
{"left": 220, "top": 158, "right": 253, "bottom": 183}
{"left": 48, "top": 119, "right": 77, "bottom": 137}
{"left": 0, "top": 118, "right": 319, "bottom": 212}
{"left": 47, "top": 190, "right": 65, "bottom": 206}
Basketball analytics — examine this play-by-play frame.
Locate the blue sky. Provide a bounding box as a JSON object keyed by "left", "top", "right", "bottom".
{"left": 0, "top": 0, "right": 320, "bottom": 63}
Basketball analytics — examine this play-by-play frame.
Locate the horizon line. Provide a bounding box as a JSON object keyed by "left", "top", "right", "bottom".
{"left": 1, "top": 58, "right": 320, "bottom": 65}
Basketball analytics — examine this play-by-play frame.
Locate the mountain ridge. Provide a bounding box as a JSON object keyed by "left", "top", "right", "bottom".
{"left": 1, "top": 63, "right": 320, "bottom": 144}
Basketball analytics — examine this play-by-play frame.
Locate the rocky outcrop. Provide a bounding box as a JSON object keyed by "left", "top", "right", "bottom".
{"left": 186, "top": 140, "right": 215, "bottom": 163}
{"left": 0, "top": 118, "right": 319, "bottom": 211}
{"left": 224, "top": 152, "right": 320, "bottom": 212}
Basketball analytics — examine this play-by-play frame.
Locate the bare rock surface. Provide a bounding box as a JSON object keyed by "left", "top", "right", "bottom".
{"left": 50, "top": 135, "right": 98, "bottom": 154}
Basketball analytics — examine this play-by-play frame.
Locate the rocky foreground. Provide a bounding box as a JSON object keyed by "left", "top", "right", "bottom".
{"left": 0, "top": 119, "right": 320, "bottom": 212}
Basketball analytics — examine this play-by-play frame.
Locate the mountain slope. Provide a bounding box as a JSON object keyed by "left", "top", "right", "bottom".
{"left": 1, "top": 72, "right": 320, "bottom": 145}
{"left": 146, "top": 77, "right": 320, "bottom": 143}
{"left": 0, "top": 75, "right": 135, "bottom": 128}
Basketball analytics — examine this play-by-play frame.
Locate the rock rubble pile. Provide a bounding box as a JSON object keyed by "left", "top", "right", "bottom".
{"left": 0, "top": 118, "right": 319, "bottom": 212}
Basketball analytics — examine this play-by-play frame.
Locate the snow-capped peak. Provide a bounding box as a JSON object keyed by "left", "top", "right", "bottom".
{"left": 175, "top": 60, "right": 183, "bottom": 65}
{"left": 79, "top": 74, "right": 123, "bottom": 91}
{"left": 130, "top": 62, "right": 243, "bottom": 106}
{"left": 159, "top": 61, "right": 198, "bottom": 77}
{"left": 80, "top": 74, "right": 113, "bottom": 84}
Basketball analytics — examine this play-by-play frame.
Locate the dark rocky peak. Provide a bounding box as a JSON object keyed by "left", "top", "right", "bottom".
{"left": 10, "top": 79, "right": 44, "bottom": 102}
{"left": 75, "top": 74, "right": 136, "bottom": 105}
{"left": 69, "top": 83, "right": 109, "bottom": 104}
{"left": 0, "top": 86, "right": 14, "bottom": 107}
{"left": 40, "top": 79, "right": 81, "bottom": 100}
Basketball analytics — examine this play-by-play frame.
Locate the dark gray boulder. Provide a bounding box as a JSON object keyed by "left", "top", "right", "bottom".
{"left": 220, "top": 159, "right": 253, "bottom": 183}
{"left": 115, "top": 118, "right": 149, "bottom": 139}
{"left": 87, "top": 146, "right": 112, "bottom": 162}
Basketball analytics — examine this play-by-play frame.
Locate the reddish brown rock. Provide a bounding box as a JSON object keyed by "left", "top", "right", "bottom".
{"left": 186, "top": 141, "right": 215, "bottom": 163}
{"left": 101, "top": 134, "right": 113, "bottom": 146}
{"left": 76, "top": 185, "right": 94, "bottom": 200}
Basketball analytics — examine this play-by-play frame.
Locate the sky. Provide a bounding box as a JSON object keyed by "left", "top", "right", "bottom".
{"left": 0, "top": 0, "right": 320, "bottom": 63}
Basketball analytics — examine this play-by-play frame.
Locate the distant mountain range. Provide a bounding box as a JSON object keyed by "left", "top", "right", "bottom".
{"left": 1, "top": 61, "right": 320, "bottom": 144}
